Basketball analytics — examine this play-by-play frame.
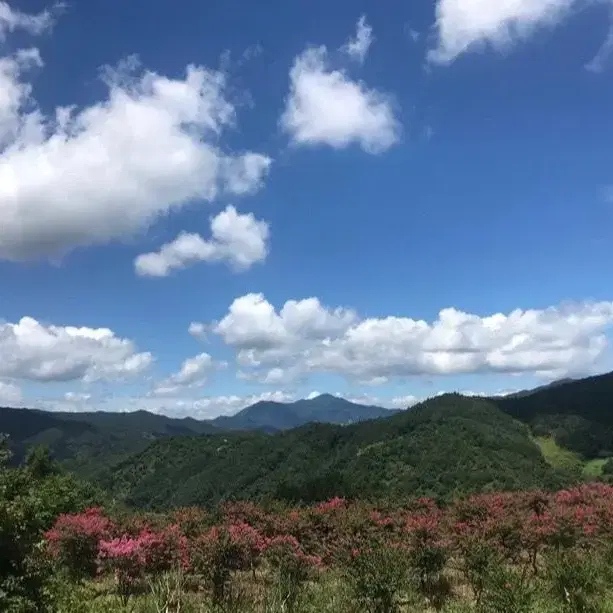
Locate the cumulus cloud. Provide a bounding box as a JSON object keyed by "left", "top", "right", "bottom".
{"left": 134, "top": 205, "right": 270, "bottom": 277}
{"left": 0, "top": 316, "right": 152, "bottom": 383}
{"left": 188, "top": 322, "right": 208, "bottom": 340}
{"left": 280, "top": 41, "right": 399, "bottom": 153}
{"left": 341, "top": 15, "right": 374, "bottom": 64}
{"left": 211, "top": 295, "right": 613, "bottom": 383}
{"left": 151, "top": 352, "right": 217, "bottom": 396}
{"left": 211, "top": 292, "right": 358, "bottom": 351}
{"left": 429, "top": 0, "right": 577, "bottom": 64}
{"left": 0, "top": 2, "right": 55, "bottom": 40}
{"left": 0, "top": 380, "right": 22, "bottom": 405}
{"left": 0, "top": 13, "right": 271, "bottom": 261}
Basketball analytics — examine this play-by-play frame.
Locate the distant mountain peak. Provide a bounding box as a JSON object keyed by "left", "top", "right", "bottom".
{"left": 307, "top": 393, "right": 342, "bottom": 403}
{"left": 211, "top": 394, "right": 396, "bottom": 432}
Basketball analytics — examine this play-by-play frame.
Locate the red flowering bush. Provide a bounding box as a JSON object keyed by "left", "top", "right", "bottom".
{"left": 136, "top": 524, "right": 189, "bottom": 574}
{"left": 170, "top": 506, "right": 210, "bottom": 538}
{"left": 189, "top": 523, "right": 267, "bottom": 605}
{"left": 404, "top": 504, "right": 451, "bottom": 608}
{"left": 264, "top": 535, "right": 322, "bottom": 612}
{"left": 97, "top": 525, "right": 188, "bottom": 604}
{"left": 45, "top": 507, "right": 113, "bottom": 580}
{"left": 98, "top": 535, "right": 144, "bottom": 604}
{"left": 39, "top": 484, "right": 613, "bottom": 609}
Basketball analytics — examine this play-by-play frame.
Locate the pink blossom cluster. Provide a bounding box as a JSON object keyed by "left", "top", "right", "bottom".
{"left": 44, "top": 483, "right": 613, "bottom": 590}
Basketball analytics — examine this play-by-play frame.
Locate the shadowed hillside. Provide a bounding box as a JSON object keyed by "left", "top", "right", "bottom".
{"left": 495, "top": 371, "right": 613, "bottom": 459}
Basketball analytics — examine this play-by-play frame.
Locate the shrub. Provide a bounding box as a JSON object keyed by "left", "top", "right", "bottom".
{"left": 45, "top": 507, "right": 113, "bottom": 581}
{"left": 405, "top": 504, "right": 452, "bottom": 610}
{"left": 264, "top": 535, "right": 322, "bottom": 613}
{"left": 478, "top": 564, "right": 536, "bottom": 613}
{"left": 189, "top": 523, "right": 266, "bottom": 606}
{"left": 345, "top": 541, "right": 410, "bottom": 613}
{"left": 544, "top": 551, "right": 607, "bottom": 613}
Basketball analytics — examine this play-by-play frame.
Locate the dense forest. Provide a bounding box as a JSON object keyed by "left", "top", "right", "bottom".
{"left": 108, "top": 394, "right": 565, "bottom": 509}
{"left": 0, "top": 394, "right": 395, "bottom": 480}
{"left": 4, "top": 372, "right": 613, "bottom": 509}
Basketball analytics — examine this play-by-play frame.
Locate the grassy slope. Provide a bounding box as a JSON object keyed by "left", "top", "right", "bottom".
{"left": 535, "top": 436, "right": 606, "bottom": 478}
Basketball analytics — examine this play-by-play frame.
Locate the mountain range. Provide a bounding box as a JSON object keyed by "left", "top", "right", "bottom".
{"left": 3, "top": 371, "right": 613, "bottom": 508}
{"left": 0, "top": 393, "right": 396, "bottom": 477}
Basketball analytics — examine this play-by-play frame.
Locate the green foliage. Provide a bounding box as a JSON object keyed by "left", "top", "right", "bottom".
{"left": 0, "top": 439, "right": 106, "bottom": 612}
{"left": 109, "top": 395, "right": 564, "bottom": 510}
{"left": 497, "top": 371, "right": 613, "bottom": 459}
{"left": 345, "top": 542, "right": 412, "bottom": 613}
{"left": 544, "top": 552, "right": 607, "bottom": 613}
{"left": 536, "top": 437, "right": 584, "bottom": 475}
{"left": 477, "top": 564, "right": 536, "bottom": 613}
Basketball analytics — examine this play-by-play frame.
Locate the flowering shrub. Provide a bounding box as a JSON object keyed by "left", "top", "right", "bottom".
{"left": 98, "top": 535, "right": 144, "bottom": 604}
{"left": 264, "top": 535, "right": 322, "bottom": 613}
{"left": 45, "top": 507, "right": 113, "bottom": 580}
{"left": 40, "top": 485, "right": 613, "bottom": 609}
{"left": 189, "top": 523, "right": 267, "bottom": 605}
{"left": 97, "top": 525, "right": 188, "bottom": 604}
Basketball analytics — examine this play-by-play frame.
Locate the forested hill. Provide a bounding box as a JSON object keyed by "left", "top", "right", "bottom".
{"left": 0, "top": 394, "right": 394, "bottom": 478}
{"left": 4, "top": 372, "right": 613, "bottom": 506}
{"left": 108, "top": 394, "right": 565, "bottom": 510}
{"left": 0, "top": 406, "right": 218, "bottom": 479}
{"left": 494, "top": 371, "right": 613, "bottom": 458}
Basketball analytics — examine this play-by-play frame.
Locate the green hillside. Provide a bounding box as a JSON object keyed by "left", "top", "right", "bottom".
{"left": 109, "top": 394, "right": 566, "bottom": 510}
{"left": 0, "top": 406, "right": 217, "bottom": 480}
{"left": 495, "top": 371, "right": 613, "bottom": 459}
{"left": 0, "top": 394, "right": 394, "bottom": 479}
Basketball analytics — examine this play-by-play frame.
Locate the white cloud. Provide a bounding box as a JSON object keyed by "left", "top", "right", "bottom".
{"left": 342, "top": 392, "right": 419, "bottom": 410}
{"left": 429, "top": 0, "right": 577, "bottom": 64}
{"left": 212, "top": 292, "right": 358, "bottom": 352}
{"left": 151, "top": 353, "right": 216, "bottom": 396}
{"left": 134, "top": 205, "right": 269, "bottom": 277}
{"left": 63, "top": 391, "right": 92, "bottom": 403}
{"left": 0, "top": 380, "right": 22, "bottom": 405}
{"left": 0, "top": 316, "right": 152, "bottom": 383}
{"left": 188, "top": 321, "right": 208, "bottom": 340}
{"left": 170, "top": 353, "right": 215, "bottom": 386}
{"left": 0, "top": 48, "right": 41, "bottom": 148}
{"left": 57, "top": 389, "right": 297, "bottom": 420}
{"left": 0, "top": 2, "right": 55, "bottom": 40}
{"left": 0, "top": 16, "right": 271, "bottom": 261}
{"left": 342, "top": 15, "right": 373, "bottom": 64}
{"left": 185, "top": 390, "right": 295, "bottom": 419}
{"left": 280, "top": 44, "right": 399, "bottom": 153}
{"left": 221, "top": 153, "right": 272, "bottom": 195}
{"left": 212, "top": 295, "right": 613, "bottom": 383}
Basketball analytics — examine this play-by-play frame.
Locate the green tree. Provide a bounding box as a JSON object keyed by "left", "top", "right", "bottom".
{"left": 0, "top": 435, "right": 105, "bottom": 612}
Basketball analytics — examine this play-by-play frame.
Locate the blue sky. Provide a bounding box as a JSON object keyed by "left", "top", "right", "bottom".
{"left": 1, "top": 0, "right": 613, "bottom": 418}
